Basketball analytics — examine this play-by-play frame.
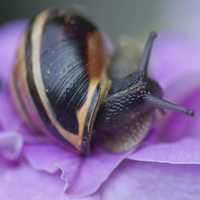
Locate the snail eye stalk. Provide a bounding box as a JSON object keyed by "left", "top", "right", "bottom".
{"left": 145, "top": 95, "right": 195, "bottom": 117}
{"left": 138, "top": 31, "right": 157, "bottom": 77}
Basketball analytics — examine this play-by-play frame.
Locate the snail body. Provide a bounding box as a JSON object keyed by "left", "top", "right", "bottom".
{"left": 11, "top": 8, "right": 194, "bottom": 156}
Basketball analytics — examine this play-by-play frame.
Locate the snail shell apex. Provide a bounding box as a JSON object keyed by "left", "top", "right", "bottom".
{"left": 11, "top": 8, "right": 110, "bottom": 155}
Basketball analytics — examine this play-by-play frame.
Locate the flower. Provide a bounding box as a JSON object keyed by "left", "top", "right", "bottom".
{"left": 0, "top": 21, "right": 200, "bottom": 200}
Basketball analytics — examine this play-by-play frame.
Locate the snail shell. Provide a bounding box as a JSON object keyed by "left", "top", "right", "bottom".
{"left": 11, "top": 8, "right": 110, "bottom": 155}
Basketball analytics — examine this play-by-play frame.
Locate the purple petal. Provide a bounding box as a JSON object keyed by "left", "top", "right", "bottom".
{"left": 0, "top": 20, "right": 28, "bottom": 84}
{"left": 0, "top": 88, "right": 39, "bottom": 144}
{"left": 0, "top": 132, "right": 23, "bottom": 160}
{"left": 22, "top": 141, "right": 133, "bottom": 197}
{"left": 100, "top": 160, "right": 200, "bottom": 200}
{"left": 150, "top": 33, "right": 200, "bottom": 90}
{"left": 0, "top": 157, "right": 100, "bottom": 200}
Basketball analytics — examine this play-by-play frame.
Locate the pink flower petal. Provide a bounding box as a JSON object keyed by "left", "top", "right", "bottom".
{"left": 0, "top": 157, "right": 99, "bottom": 200}
{"left": 0, "top": 132, "right": 23, "bottom": 160}
{"left": 0, "top": 89, "right": 39, "bottom": 144}
{"left": 0, "top": 20, "right": 28, "bottom": 84}
{"left": 22, "top": 141, "right": 133, "bottom": 197}
{"left": 151, "top": 32, "right": 200, "bottom": 90}
{"left": 100, "top": 160, "right": 200, "bottom": 200}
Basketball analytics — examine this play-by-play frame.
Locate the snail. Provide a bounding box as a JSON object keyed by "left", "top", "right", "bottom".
{"left": 10, "top": 8, "right": 194, "bottom": 156}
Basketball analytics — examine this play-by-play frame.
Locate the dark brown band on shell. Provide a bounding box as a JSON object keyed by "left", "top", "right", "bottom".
{"left": 40, "top": 11, "right": 97, "bottom": 134}
{"left": 25, "top": 17, "right": 76, "bottom": 149}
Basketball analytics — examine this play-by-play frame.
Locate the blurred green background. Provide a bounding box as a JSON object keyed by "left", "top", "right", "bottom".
{"left": 0, "top": 0, "right": 199, "bottom": 41}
